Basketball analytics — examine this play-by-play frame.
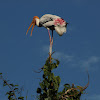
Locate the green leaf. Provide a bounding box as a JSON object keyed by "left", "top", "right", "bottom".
{"left": 15, "top": 85, "right": 19, "bottom": 86}
{"left": 55, "top": 59, "right": 60, "bottom": 66}
{"left": 3, "top": 81, "right": 7, "bottom": 86}
{"left": 64, "top": 83, "right": 70, "bottom": 87}
{"left": 37, "top": 88, "right": 41, "bottom": 93}
{"left": 3, "top": 83, "right": 6, "bottom": 86}
{"left": 9, "top": 84, "right": 14, "bottom": 87}
{"left": 18, "top": 96, "right": 24, "bottom": 100}
{"left": 26, "top": 95, "right": 27, "bottom": 99}
{"left": 51, "top": 63, "right": 57, "bottom": 70}
{"left": 45, "top": 98, "right": 49, "bottom": 100}
{"left": 55, "top": 76, "right": 61, "bottom": 84}
{"left": 8, "top": 95, "right": 11, "bottom": 99}
{"left": 77, "top": 86, "right": 83, "bottom": 90}
{"left": 0, "top": 73, "right": 2, "bottom": 75}
{"left": 14, "top": 88, "right": 18, "bottom": 90}
{"left": 40, "top": 82, "right": 45, "bottom": 90}
{"left": 6, "top": 92, "right": 10, "bottom": 95}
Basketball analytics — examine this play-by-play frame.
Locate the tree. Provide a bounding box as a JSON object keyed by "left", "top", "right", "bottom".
{"left": 36, "top": 56, "right": 89, "bottom": 100}
{"left": 0, "top": 56, "right": 89, "bottom": 100}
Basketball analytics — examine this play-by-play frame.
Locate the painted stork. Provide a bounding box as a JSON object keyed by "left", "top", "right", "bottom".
{"left": 26, "top": 14, "right": 68, "bottom": 61}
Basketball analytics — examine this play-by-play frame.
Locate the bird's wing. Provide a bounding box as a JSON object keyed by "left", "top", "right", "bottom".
{"left": 39, "top": 14, "right": 60, "bottom": 25}
{"left": 42, "top": 21, "right": 54, "bottom": 28}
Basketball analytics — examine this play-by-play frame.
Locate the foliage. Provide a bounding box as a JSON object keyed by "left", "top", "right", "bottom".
{"left": 0, "top": 58, "right": 88, "bottom": 100}
{"left": 37, "top": 58, "right": 60, "bottom": 100}
{"left": 36, "top": 58, "right": 88, "bottom": 100}
{"left": 0, "top": 73, "right": 24, "bottom": 100}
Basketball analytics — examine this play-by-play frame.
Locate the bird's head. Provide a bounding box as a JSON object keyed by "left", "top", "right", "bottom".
{"left": 26, "top": 16, "right": 39, "bottom": 36}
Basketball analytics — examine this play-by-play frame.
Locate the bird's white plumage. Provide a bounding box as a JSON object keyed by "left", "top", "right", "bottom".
{"left": 55, "top": 27, "right": 66, "bottom": 36}
{"left": 39, "top": 14, "right": 67, "bottom": 36}
{"left": 39, "top": 14, "right": 60, "bottom": 27}
{"left": 40, "top": 14, "right": 61, "bottom": 22}
{"left": 26, "top": 14, "right": 68, "bottom": 36}
{"left": 35, "top": 18, "right": 39, "bottom": 26}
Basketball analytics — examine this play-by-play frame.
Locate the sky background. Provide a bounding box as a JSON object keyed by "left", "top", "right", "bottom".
{"left": 0, "top": 0, "right": 100, "bottom": 100}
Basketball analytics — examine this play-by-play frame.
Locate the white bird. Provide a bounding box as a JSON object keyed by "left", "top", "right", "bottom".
{"left": 26, "top": 14, "right": 68, "bottom": 36}
{"left": 26, "top": 14, "right": 68, "bottom": 61}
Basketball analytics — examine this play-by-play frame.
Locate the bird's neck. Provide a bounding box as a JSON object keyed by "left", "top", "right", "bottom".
{"left": 35, "top": 18, "right": 40, "bottom": 27}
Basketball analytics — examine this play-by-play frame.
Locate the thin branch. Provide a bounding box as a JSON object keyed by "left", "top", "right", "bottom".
{"left": 0, "top": 74, "right": 17, "bottom": 100}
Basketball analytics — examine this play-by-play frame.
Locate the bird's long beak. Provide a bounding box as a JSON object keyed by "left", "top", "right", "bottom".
{"left": 26, "top": 18, "right": 35, "bottom": 36}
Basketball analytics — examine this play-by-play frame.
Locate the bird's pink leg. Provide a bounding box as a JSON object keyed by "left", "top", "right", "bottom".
{"left": 48, "top": 29, "right": 51, "bottom": 43}
{"left": 51, "top": 30, "right": 53, "bottom": 46}
{"left": 48, "top": 29, "right": 52, "bottom": 63}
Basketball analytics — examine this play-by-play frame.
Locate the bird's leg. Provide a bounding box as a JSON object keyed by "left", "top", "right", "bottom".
{"left": 49, "top": 30, "right": 54, "bottom": 63}
{"left": 51, "top": 30, "right": 53, "bottom": 45}
{"left": 48, "top": 29, "right": 52, "bottom": 63}
{"left": 48, "top": 29, "right": 51, "bottom": 43}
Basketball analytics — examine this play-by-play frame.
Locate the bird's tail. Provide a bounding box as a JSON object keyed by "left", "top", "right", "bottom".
{"left": 55, "top": 27, "right": 66, "bottom": 36}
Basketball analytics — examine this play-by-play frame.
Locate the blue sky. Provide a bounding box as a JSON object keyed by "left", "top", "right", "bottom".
{"left": 0, "top": 0, "right": 100, "bottom": 100}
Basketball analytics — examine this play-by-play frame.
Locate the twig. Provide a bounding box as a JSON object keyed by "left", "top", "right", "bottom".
{"left": 0, "top": 74, "right": 17, "bottom": 100}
